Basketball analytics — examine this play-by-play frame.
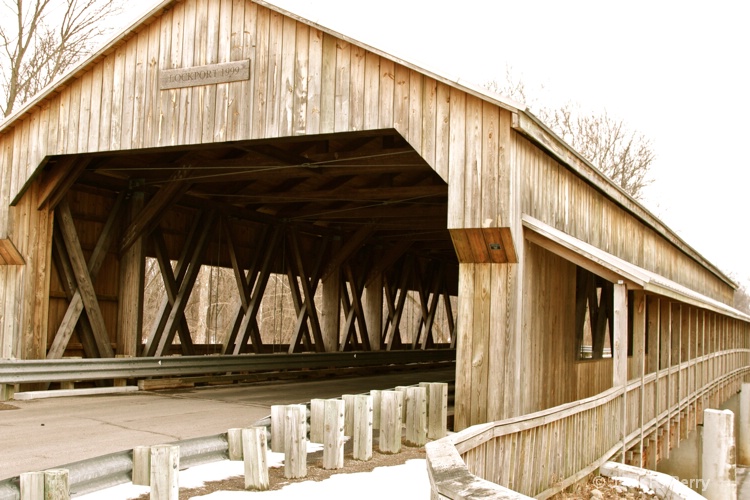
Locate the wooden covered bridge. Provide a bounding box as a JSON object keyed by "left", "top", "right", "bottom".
{"left": 0, "top": 0, "right": 748, "bottom": 496}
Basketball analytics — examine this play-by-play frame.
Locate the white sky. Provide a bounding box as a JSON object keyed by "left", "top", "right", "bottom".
{"left": 119, "top": 0, "right": 750, "bottom": 287}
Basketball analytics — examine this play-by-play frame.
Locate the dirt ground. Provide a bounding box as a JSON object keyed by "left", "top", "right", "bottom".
{"left": 551, "top": 474, "right": 658, "bottom": 499}
{"left": 132, "top": 441, "right": 425, "bottom": 500}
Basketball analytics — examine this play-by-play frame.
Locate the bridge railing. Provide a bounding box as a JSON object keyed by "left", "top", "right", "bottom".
{"left": 427, "top": 347, "right": 750, "bottom": 499}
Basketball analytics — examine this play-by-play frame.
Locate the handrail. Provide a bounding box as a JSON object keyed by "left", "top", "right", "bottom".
{"left": 0, "top": 350, "right": 455, "bottom": 384}
{"left": 427, "top": 348, "right": 750, "bottom": 499}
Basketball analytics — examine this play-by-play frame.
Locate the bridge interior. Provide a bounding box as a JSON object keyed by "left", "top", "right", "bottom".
{"left": 39, "top": 129, "right": 458, "bottom": 359}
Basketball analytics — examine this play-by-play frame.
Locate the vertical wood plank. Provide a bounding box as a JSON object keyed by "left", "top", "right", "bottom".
{"left": 264, "top": 9, "right": 283, "bottom": 138}
{"left": 363, "top": 51, "right": 379, "bottom": 130}
{"left": 349, "top": 45, "right": 365, "bottom": 131}
{"left": 333, "top": 40, "right": 350, "bottom": 132}
{"left": 447, "top": 88, "right": 466, "bottom": 229}
{"left": 305, "top": 27, "right": 322, "bottom": 135}
{"left": 293, "top": 23, "right": 309, "bottom": 135}
{"left": 251, "top": 6, "right": 270, "bottom": 139}
{"left": 378, "top": 59, "right": 394, "bottom": 128}
{"left": 392, "top": 64, "right": 409, "bottom": 138}
{"left": 454, "top": 263, "right": 473, "bottom": 430}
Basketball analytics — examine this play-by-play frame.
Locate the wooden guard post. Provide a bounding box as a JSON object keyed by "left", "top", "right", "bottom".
{"left": 132, "top": 446, "right": 150, "bottom": 486}
{"left": 353, "top": 394, "right": 373, "bottom": 461}
{"left": 405, "top": 386, "right": 427, "bottom": 446}
{"left": 284, "top": 404, "right": 307, "bottom": 479}
{"left": 270, "top": 405, "right": 285, "bottom": 453}
{"left": 421, "top": 382, "right": 449, "bottom": 439}
{"left": 323, "top": 399, "right": 345, "bottom": 470}
{"left": 379, "top": 390, "right": 403, "bottom": 453}
{"left": 228, "top": 428, "right": 243, "bottom": 461}
{"left": 150, "top": 445, "right": 179, "bottom": 500}
{"left": 310, "top": 398, "right": 325, "bottom": 443}
{"left": 242, "top": 427, "right": 269, "bottom": 491}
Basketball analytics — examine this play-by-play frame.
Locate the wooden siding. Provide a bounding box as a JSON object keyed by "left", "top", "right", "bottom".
{"left": 0, "top": 0, "right": 520, "bottom": 358}
{"left": 514, "top": 132, "right": 733, "bottom": 305}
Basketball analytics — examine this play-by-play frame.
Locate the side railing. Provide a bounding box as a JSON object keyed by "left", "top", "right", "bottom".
{"left": 427, "top": 348, "right": 750, "bottom": 499}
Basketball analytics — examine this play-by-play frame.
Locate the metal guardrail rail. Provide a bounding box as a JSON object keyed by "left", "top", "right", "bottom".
{"left": 0, "top": 349, "right": 455, "bottom": 384}
{"left": 0, "top": 433, "right": 231, "bottom": 500}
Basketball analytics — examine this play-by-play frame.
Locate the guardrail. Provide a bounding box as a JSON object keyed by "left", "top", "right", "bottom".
{"left": 0, "top": 349, "right": 455, "bottom": 384}
{"left": 0, "top": 434, "right": 230, "bottom": 500}
{"left": 426, "top": 356, "right": 750, "bottom": 499}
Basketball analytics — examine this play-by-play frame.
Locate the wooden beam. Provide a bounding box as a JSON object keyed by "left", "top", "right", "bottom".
{"left": 339, "top": 263, "right": 370, "bottom": 351}
{"left": 37, "top": 157, "right": 91, "bottom": 210}
{"left": 143, "top": 213, "right": 206, "bottom": 357}
{"left": 0, "top": 238, "right": 24, "bottom": 265}
{"left": 321, "top": 224, "right": 374, "bottom": 282}
{"left": 49, "top": 230, "right": 99, "bottom": 359}
{"left": 117, "top": 181, "right": 145, "bottom": 357}
{"left": 119, "top": 168, "right": 193, "bottom": 254}
{"left": 385, "top": 257, "right": 413, "bottom": 350}
{"left": 55, "top": 200, "right": 115, "bottom": 358}
{"left": 229, "top": 226, "right": 282, "bottom": 355}
{"left": 154, "top": 210, "right": 218, "bottom": 357}
{"left": 151, "top": 231, "right": 196, "bottom": 354}
{"left": 286, "top": 228, "right": 325, "bottom": 353}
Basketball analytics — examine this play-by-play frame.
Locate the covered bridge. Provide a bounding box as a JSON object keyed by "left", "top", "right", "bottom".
{"left": 0, "top": 1, "right": 748, "bottom": 472}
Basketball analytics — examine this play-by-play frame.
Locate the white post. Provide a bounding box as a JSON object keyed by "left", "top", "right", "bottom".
{"left": 19, "top": 471, "right": 44, "bottom": 500}
{"left": 613, "top": 281, "right": 628, "bottom": 462}
{"left": 353, "top": 394, "right": 373, "bottom": 461}
{"left": 284, "top": 404, "right": 307, "bottom": 479}
{"left": 0, "top": 383, "right": 16, "bottom": 402}
{"left": 242, "top": 427, "right": 269, "bottom": 491}
{"left": 150, "top": 445, "right": 179, "bottom": 500}
{"left": 405, "top": 386, "right": 427, "bottom": 446}
{"left": 323, "top": 399, "right": 345, "bottom": 469}
{"left": 371, "top": 389, "right": 382, "bottom": 431}
{"left": 379, "top": 390, "right": 403, "bottom": 453}
{"left": 270, "top": 405, "right": 285, "bottom": 453}
{"left": 702, "top": 409, "right": 736, "bottom": 500}
{"left": 227, "top": 428, "right": 243, "bottom": 461}
{"left": 740, "top": 383, "right": 750, "bottom": 465}
{"left": 132, "top": 446, "right": 151, "bottom": 486}
{"left": 310, "top": 398, "right": 325, "bottom": 443}
{"left": 342, "top": 394, "right": 356, "bottom": 436}
{"left": 425, "top": 382, "right": 448, "bottom": 439}
{"left": 44, "top": 469, "right": 70, "bottom": 500}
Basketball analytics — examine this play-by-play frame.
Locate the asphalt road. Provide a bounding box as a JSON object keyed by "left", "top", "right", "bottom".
{"left": 0, "top": 367, "right": 454, "bottom": 480}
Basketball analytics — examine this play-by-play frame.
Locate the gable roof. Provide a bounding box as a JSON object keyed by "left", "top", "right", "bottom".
{"left": 0, "top": 0, "right": 737, "bottom": 290}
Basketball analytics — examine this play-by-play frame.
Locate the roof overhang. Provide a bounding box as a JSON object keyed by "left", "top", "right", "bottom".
{"left": 522, "top": 215, "right": 750, "bottom": 322}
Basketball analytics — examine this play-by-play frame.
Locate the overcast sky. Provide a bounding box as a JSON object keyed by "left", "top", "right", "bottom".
{"left": 118, "top": 0, "right": 750, "bottom": 287}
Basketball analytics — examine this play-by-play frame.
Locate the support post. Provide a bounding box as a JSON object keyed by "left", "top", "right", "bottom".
{"left": 270, "top": 405, "right": 285, "bottom": 453}
{"left": 702, "top": 409, "right": 736, "bottom": 500}
{"left": 379, "top": 390, "right": 403, "bottom": 453}
{"left": 0, "top": 383, "right": 17, "bottom": 402}
{"left": 242, "top": 427, "right": 269, "bottom": 491}
{"left": 613, "top": 281, "right": 628, "bottom": 462}
{"left": 19, "top": 471, "right": 44, "bottom": 500}
{"left": 44, "top": 469, "right": 70, "bottom": 500}
{"left": 117, "top": 180, "right": 145, "bottom": 357}
{"left": 150, "top": 445, "right": 179, "bottom": 500}
{"left": 342, "top": 394, "right": 355, "bottom": 436}
{"left": 370, "top": 389, "right": 382, "bottom": 431}
{"left": 284, "top": 404, "right": 307, "bottom": 479}
{"left": 740, "top": 383, "right": 750, "bottom": 465}
{"left": 405, "top": 386, "right": 427, "bottom": 446}
{"left": 363, "top": 273, "right": 383, "bottom": 350}
{"left": 132, "top": 446, "right": 150, "bottom": 486}
{"left": 353, "top": 394, "right": 373, "bottom": 461}
{"left": 310, "top": 398, "right": 325, "bottom": 443}
{"left": 320, "top": 253, "right": 340, "bottom": 352}
{"left": 422, "top": 382, "right": 448, "bottom": 439}
{"left": 228, "top": 428, "right": 243, "bottom": 461}
{"left": 323, "top": 399, "right": 345, "bottom": 470}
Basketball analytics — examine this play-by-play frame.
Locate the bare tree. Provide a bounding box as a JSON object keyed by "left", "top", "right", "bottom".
{"left": 0, "top": 0, "right": 121, "bottom": 118}
{"left": 485, "top": 74, "right": 655, "bottom": 200}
